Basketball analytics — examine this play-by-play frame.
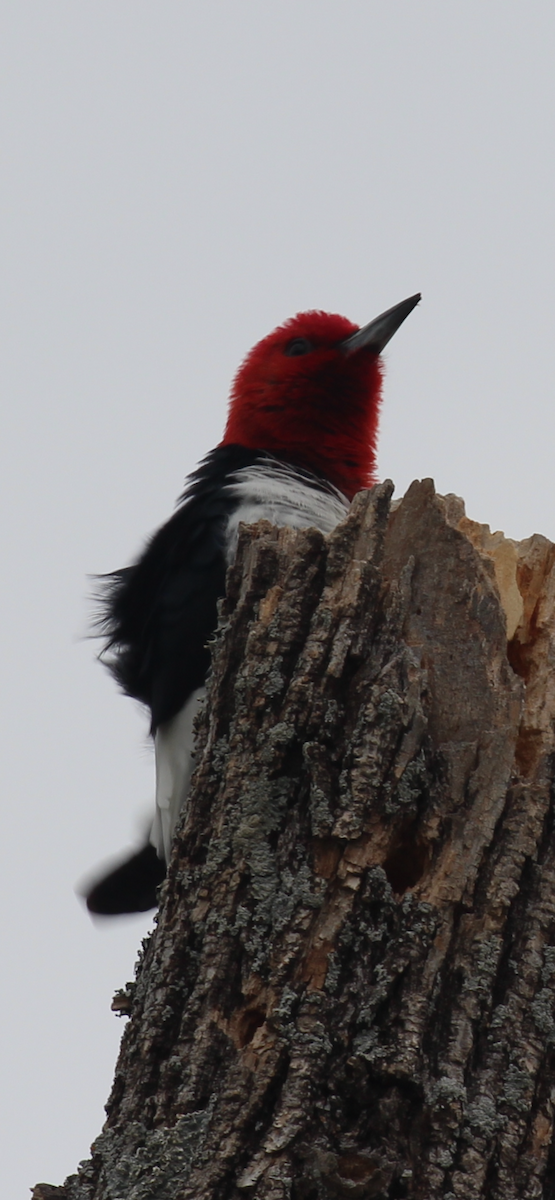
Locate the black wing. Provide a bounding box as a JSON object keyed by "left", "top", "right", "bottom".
{"left": 96, "top": 445, "right": 259, "bottom": 731}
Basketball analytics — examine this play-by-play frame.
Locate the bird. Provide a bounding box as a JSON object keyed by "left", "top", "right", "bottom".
{"left": 84, "top": 293, "right": 420, "bottom": 915}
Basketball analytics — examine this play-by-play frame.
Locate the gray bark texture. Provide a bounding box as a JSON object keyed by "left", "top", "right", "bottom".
{"left": 33, "top": 480, "right": 555, "bottom": 1200}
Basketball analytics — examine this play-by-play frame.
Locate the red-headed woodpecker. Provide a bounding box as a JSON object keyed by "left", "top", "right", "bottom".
{"left": 85, "top": 294, "right": 420, "bottom": 914}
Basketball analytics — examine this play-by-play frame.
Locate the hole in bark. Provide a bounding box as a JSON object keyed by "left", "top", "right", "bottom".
{"left": 507, "top": 576, "right": 548, "bottom": 684}
{"left": 507, "top": 635, "right": 526, "bottom": 679}
{"left": 382, "top": 826, "right": 429, "bottom": 894}
{"left": 335, "top": 1154, "right": 378, "bottom": 1183}
{"left": 236, "top": 1006, "right": 266, "bottom": 1048}
{"left": 388, "top": 1177, "right": 411, "bottom": 1199}
{"left": 507, "top": 629, "right": 536, "bottom": 682}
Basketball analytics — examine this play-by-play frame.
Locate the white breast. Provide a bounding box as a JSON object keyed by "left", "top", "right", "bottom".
{"left": 223, "top": 460, "right": 349, "bottom": 563}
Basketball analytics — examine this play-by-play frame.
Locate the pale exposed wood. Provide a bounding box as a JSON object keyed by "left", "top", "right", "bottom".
{"left": 34, "top": 481, "right": 555, "bottom": 1200}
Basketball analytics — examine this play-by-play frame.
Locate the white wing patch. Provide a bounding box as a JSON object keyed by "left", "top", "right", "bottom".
{"left": 224, "top": 460, "right": 349, "bottom": 562}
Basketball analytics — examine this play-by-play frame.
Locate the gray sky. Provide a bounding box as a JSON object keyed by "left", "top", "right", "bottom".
{"left": 2, "top": 3, "right": 555, "bottom": 1192}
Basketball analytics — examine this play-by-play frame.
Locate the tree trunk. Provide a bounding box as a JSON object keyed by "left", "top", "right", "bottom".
{"left": 33, "top": 479, "right": 555, "bottom": 1200}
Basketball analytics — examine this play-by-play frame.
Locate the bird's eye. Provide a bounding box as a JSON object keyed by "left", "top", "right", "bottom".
{"left": 284, "top": 337, "right": 313, "bottom": 357}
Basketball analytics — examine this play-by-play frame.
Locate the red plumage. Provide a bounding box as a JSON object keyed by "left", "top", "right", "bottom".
{"left": 222, "top": 310, "right": 384, "bottom": 501}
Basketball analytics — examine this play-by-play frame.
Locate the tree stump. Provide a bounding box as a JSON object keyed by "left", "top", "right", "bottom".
{"left": 33, "top": 480, "right": 555, "bottom": 1200}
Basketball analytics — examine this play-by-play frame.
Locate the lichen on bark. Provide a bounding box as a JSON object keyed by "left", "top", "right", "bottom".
{"left": 34, "top": 480, "right": 555, "bottom": 1200}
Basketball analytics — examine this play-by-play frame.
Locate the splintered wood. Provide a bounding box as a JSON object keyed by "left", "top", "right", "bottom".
{"left": 37, "top": 481, "right": 555, "bottom": 1200}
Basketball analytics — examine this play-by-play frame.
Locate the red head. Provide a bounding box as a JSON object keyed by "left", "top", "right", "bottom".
{"left": 222, "top": 295, "right": 420, "bottom": 501}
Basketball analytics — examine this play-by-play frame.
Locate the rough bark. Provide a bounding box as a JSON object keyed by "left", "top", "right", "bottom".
{"left": 34, "top": 480, "right": 555, "bottom": 1200}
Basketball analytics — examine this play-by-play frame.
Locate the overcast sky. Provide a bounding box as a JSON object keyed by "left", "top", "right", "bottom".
{"left": 2, "top": 3, "right": 555, "bottom": 1193}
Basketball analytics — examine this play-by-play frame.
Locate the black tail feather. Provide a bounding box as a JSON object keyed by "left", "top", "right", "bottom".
{"left": 85, "top": 843, "right": 166, "bottom": 915}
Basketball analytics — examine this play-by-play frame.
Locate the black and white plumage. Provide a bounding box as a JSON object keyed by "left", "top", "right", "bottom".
{"left": 86, "top": 447, "right": 349, "bottom": 914}
{"left": 84, "top": 296, "right": 420, "bottom": 914}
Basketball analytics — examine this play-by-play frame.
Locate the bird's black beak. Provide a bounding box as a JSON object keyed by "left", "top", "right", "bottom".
{"left": 341, "top": 293, "right": 421, "bottom": 356}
